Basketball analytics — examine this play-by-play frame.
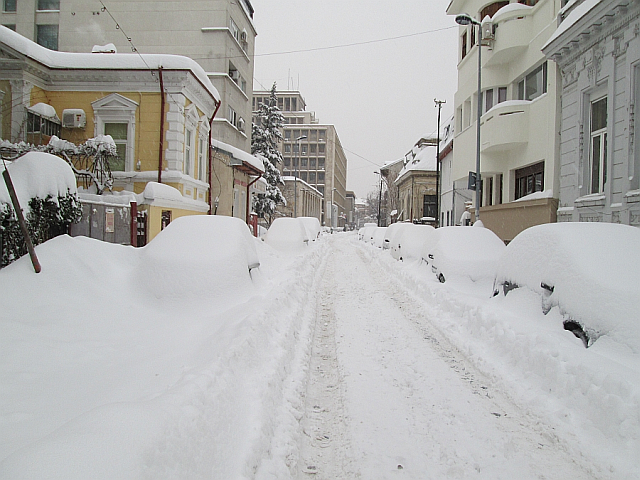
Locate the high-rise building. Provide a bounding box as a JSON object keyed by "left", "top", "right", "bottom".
{"left": 253, "top": 90, "right": 348, "bottom": 227}
{"left": 0, "top": 0, "right": 256, "bottom": 152}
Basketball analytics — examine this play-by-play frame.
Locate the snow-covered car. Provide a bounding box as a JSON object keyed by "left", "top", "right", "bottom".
{"left": 493, "top": 222, "right": 640, "bottom": 349}
{"left": 372, "top": 227, "right": 387, "bottom": 248}
{"left": 264, "top": 217, "right": 309, "bottom": 251}
{"left": 139, "top": 215, "right": 260, "bottom": 301}
{"left": 361, "top": 223, "right": 377, "bottom": 244}
{"left": 388, "top": 223, "right": 417, "bottom": 260}
{"left": 428, "top": 225, "right": 505, "bottom": 284}
{"left": 298, "top": 216, "right": 321, "bottom": 241}
{"left": 357, "top": 227, "right": 365, "bottom": 241}
{"left": 396, "top": 224, "right": 436, "bottom": 262}
{"left": 383, "top": 222, "right": 406, "bottom": 250}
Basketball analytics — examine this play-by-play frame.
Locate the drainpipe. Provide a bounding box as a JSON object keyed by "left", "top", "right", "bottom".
{"left": 208, "top": 100, "right": 221, "bottom": 215}
{"left": 157, "top": 67, "right": 165, "bottom": 184}
{"left": 246, "top": 174, "right": 262, "bottom": 227}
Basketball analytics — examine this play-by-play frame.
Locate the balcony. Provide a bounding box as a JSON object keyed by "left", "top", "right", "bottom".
{"left": 484, "top": 4, "right": 533, "bottom": 67}
{"left": 480, "top": 100, "right": 529, "bottom": 153}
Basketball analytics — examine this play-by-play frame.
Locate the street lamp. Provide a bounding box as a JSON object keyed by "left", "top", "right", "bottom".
{"left": 374, "top": 171, "right": 383, "bottom": 226}
{"left": 294, "top": 135, "right": 307, "bottom": 218}
{"left": 456, "top": 13, "right": 483, "bottom": 221}
{"left": 331, "top": 187, "right": 338, "bottom": 229}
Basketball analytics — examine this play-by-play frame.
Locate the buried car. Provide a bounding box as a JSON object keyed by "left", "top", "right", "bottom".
{"left": 493, "top": 222, "right": 640, "bottom": 350}
{"left": 299, "top": 216, "right": 321, "bottom": 241}
{"left": 428, "top": 225, "right": 505, "bottom": 284}
{"left": 263, "top": 217, "right": 309, "bottom": 251}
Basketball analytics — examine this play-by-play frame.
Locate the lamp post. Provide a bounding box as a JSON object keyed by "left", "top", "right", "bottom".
{"left": 294, "top": 134, "right": 307, "bottom": 218}
{"left": 374, "top": 170, "right": 383, "bottom": 226}
{"left": 331, "top": 187, "right": 337, "bottom": 229}
{"left": 456, "top": 13, "right": 482, "bottom": 221}
{"left": 435, "top": 99, "right": 445, "bottom": 226}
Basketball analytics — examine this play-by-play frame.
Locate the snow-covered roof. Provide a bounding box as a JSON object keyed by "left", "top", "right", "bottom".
{"left": 27, "top": 103, "right": 59, "bottom": 121}
{"left": 282, "top": 176, "right": 322, "bottom": 196}
{"left": 211, "top": 139, "right": 264, "bottom": 174}
{"left": 543, "top": 0, "right": 603, "bottom": 50}
{"left": 0, "top": 25, "right": 220, "bottom": 103}
{"left": 395, "top": 145, "right": 437, "bottom": 185}
{"left": 136, "top": 182, "right": 209, "bottom": 212}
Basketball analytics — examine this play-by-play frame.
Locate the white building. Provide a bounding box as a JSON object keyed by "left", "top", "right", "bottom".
{"left": 543, "top": 0, "right": 640, "bottom": 227}
{"left": 0, "top": 0, "right": 256, "bottom": 153}
{"left": 447, "top": 0, "right": 562, "bottom": 242}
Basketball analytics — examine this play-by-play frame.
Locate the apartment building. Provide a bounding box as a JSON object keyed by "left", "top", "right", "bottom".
{"left": 447, "top": 0, "right": 562, "bottom": 242}
{"left": 0, "top": 0, "right": 256, "bottom": 153}
{"left": 253, "top": 90, "right": 348, "bottom": 227}
{"left": 543, "top": 0, "right": 640, "bottom": 227}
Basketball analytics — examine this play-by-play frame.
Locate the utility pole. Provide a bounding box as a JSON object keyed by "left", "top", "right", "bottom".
{"left": 435, "top": 99, "right": 446, "bottom": 227}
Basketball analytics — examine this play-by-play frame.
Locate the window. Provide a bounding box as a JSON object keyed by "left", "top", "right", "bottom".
{"left": 3, "top": 0, "right": 16, "bottom": 12}
{"left": 423, "top": 195, "right": 437, "bottom": 219}
{"left": 461, "top": 31, "right": 467, "bottom": 60}
{"left": 301, "top": 144, "right": 307, "bottom": 155}
{"left": 301, "top": 172, "right": 307, "bottom": 182}
{"left": 228, "top": 106, "right": 237, "bottom": 128}
{"left": 318, "top": 144, "right": 325, "bottom": 155}
{"left": 310, "top": 144, "right": 316, "bottom": 154}
{"left": 310, "top": 158, "right": 316, "bottom": 168}
{"left": 518, "top": 62, "right": 547, "bottom": 101}
{"left": 485, "top": 88, "right": 494, "bottom": 113}
{"left": 184, "top": 128, "right": 193, "bottom": 176}
{"left": 318, "top": 130, "right": 326, "bottom": 141}
{"left": 229, "top": 17, "right": 239, "bottom": 42}
{"left": 36, "top": 24, "right": 58, "bottom": 50}
{"left": 318, "top": 172, "right": 325, "bottom": 182}
{"left": 498, "top": 87, "right": 507, "bottom": 104}
{"left": 515, "top": 161, "right": 544, "bottom": 199}
{"left": 198, "top": 138, "right": 206, "bottom": 181}
{"left": 27, "top": 111, "right": 61, "bottom": 138}
{"left": 292, "top": 98, "right": 297, "bottom": 111}
{"left": 318, "top": 158, "right": 325, "bottom": 169}
{"left": 284, "top": 130, "right": 291, "bottom": 140}
{"left": 480, "top": 1, "right": 509, "bottom": 19}
{"left": 37, "top": 0, "right": 59, "bottom": 9}
{"left": 284, "top": 144, "right": 291, "bottom": 153}
{"left": 309, "top": 172, "right": 316, "bottom": 183}
{"left": 284, "top": 158, "right": 290, "bottom": 167}
{"left": 104, "top": 123, "right": 128, "bottom": 172}
{"left": 285, "top": 98, "right": 290, "bottom": 111}
{"left": 589, "top": 97, "right": 608, "bottom": 194}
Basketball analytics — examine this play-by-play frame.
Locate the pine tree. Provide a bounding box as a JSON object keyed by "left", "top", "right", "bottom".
{"left": 251, "top": 83, "right": 286, "bottom": 225}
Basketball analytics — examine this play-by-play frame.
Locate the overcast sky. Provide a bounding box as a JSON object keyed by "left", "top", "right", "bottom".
{"left": 251, "top": 0, "right": 459, "bottom": 199}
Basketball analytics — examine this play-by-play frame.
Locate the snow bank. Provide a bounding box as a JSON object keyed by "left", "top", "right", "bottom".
{"left": 0, "top": 214, "right": 329, "bottom": 478}
{"left": 0, "top": 151, "right": 77, "bottom": 213}
{"left": 494, "top": 222, "right": 640, "bottom": 352}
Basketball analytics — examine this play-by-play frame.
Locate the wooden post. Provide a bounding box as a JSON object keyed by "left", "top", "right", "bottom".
{"left": 2, "top": 169, "right": 41, "bottom": 273}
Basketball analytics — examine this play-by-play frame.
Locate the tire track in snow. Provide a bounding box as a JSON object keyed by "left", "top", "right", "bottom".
{"left": 296, "top": 235, "right": 597, "bottom": 479}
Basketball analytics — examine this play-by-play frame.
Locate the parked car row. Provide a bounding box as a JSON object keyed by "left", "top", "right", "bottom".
{"left": 357, "top": 221, "right": 640, "bottom": 350}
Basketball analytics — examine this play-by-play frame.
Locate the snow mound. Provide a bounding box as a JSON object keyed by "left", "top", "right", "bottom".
{"left": 494, "top": 222, "right": 640, "bottom": 351}
{"left": 138, "top": 215, "right": 259, "bottom": 306}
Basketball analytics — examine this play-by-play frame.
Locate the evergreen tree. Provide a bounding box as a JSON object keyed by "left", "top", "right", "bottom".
{"left": 251, "top": 83, "right": 286, "bottom": 225}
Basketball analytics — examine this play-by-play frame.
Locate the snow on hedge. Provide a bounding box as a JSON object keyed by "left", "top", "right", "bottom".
{"left": 0, "top": 151, "right": 78, "bottom": 213}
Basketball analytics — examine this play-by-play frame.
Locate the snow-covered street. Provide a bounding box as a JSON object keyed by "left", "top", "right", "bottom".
{"left": 293, "top": 235, "right": 596, "bottom": 479}
{"left": 1, "top": 225, "right": 639, "bottom": 479}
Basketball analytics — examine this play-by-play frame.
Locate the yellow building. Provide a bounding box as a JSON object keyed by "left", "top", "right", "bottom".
{"left": 0, "top": 25, "right": 263, "bottom": 243}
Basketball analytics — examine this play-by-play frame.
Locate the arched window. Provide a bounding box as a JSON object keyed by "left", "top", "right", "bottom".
{"left": 480, "top": 1, "right": 509, "bottom": 20}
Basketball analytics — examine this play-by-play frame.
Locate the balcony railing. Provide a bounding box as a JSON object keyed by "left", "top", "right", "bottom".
{"left": 480, "top": 100, "right": 529, "bottom": 153}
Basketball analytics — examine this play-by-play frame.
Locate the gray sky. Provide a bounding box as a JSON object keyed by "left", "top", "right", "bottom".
{"left": 251, "top": 0, "right": 459, "bottom": 199}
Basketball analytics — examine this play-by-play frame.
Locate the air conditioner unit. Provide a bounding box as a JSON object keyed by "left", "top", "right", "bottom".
{"left": 481, "top": 21, "right": 494, "bottom": 41}
{"left": 240, "top": 30, "right": 247, "bottom": 43}
{"left": 238, "top": 117, "right": 245, "bottom": 132}
{"left": 230, "top": 70, "right": 240, "bottom": 80}
{"left": 62, "top": 109, "right": 86, "bottom": 128}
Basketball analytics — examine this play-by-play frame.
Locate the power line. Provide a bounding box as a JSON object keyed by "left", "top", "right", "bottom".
{"left": 193, "top": 25, "right": 457, "bottom": 62}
